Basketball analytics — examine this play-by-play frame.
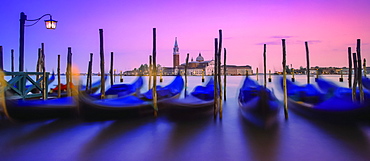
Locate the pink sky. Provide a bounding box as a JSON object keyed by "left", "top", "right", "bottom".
{"left": 0, "top": 0, "right": 369, "bottom": 73}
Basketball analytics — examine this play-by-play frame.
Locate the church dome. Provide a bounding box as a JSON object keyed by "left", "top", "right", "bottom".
{"left": 196, "top": 53, "right": 204, "bottom": 62}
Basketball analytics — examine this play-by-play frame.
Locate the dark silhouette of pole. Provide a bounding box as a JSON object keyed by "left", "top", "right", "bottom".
{"left": 352, "top": 53, "right": 357, "bottom": 102}
{"left": 19, "top": 12, "right": 26, "bottom": 72}
{"left": 263, "top": 44, "right": 267, "bottom": 87}
{"left": 110, "top": 52, "right": 114, "bottom": 86}
{"left": 184, "top": 53, "right": 189, "bottom": 97}
{"left": 0, "top": 46, "right": 3, "bottom": 71}
{"left": 218, "top": 30, "right": 223, "bottom": 119}
{"left": 88, "top": 53, "right": 93, "bottom": 92}
{"left": 152, "top": 28, "right": 158, "bottom": 117}
{"left": 149, "top": 55, "right": 152, "bottom": 90}
{"left": 223, "top": 48, "right": 227, "bottom": 101}
{"left": 348, "top": 47, "right": 352, "bottom": 88}
{"left": 11, "top": 49, "right": 14, "bottom": 78}
{"left": 282, "top": 39, "right": 289, "bottom": 119}
{"left": 57, "top": 55, "right": 61, "bottom": 98}
{"left": 305, "top": 41, "right": 310, "bottom": 84}
{"left": 214, "top": 38, "right": 218, "bottom": 118}
{"left": 357, "top": 39, "right": 364, "bottom": 102}
{"left": 66, "top": 47, "right": 72, "bottom": 97}
{"left": 99, "top": 29, "right": 105, "bottom": 99}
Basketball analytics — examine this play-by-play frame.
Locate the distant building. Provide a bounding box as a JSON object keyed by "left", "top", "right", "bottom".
{"left": 173, "top": 37, "right": 179, "bottom": 68}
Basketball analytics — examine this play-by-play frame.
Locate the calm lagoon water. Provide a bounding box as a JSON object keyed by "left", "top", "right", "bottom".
{"left": 0, "top": 75, "right": 370, "bottom": 161}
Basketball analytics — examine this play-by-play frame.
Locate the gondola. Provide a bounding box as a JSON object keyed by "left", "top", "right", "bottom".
{"left": 5, "top": 96, "right": 77, "bottom": 121}
{"left": 282, "top": 77, "right": 370, "bottom": 122}
{"left": 78, "top": 75, "right": 184, "bottom": 120}
{"left": 90, "top": 76, "right": 144, "bottom": 99}
{"left": 161, "top": 77, "right": 215, "bottom": 117}
{"left": 238, "top": 76, "right": 280, "bottom": 128}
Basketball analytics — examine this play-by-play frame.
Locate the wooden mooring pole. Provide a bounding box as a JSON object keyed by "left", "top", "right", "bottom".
{"left": 364, "top": 58, "right": 367, "bottom": 77}
{"left": 213, "top": 38, "right": 218, "bottom": 118}
{"left": 110, "top": 52, "right": 114, "bottom": 86}
{"left": 57, "top": 55, "right": 61, "bottom": 98}
{"left": 66, "top": 47, "right": 72, "bottom": 97}
{"left": 339, "top": 69, "right": 343, "bottom": 82}
{"left": 218, "top": 29, "right": 223, "bottom": 118}
{"left": 263, "top": 44, "right": 267, "bottom": 87}
{"left": 282, "top": 39, "right": 289, "bottom": 119}
{"left": 352, "top": 53, "right": 358, "bottom": 102}
{"left": 184, "top": 53, "right": 189, "bottom": 97}
{"left": 152, "top": 28, "right": 158, "bottom": 117}
{"left": 348, "top": 47, "right": 352, "bottom": 88}
{"left": 357, "top": 39, "right": 364, "bottom": 102}
{"left": 223, "top": 48, "right": 227, "bottom": 101}
{"left": 0, "top": 46, "right": 3, "bottom": 71}
{"left": 305, "top": 41, "right": 310, "bottom": 84}
{"left": 99, "top": 29, "right": 106, "bottom": 99}
{"left": 268, "top": 70, "right": 272, "bottom": 82}
{"left": 149, "top": 55, "right": 152, "bottom": 90}
{"left": 11, "top": 49, "right": 14, "bottom": 78}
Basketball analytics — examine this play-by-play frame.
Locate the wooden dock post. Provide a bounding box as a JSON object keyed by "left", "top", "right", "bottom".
{"left": 364, "top": 58, "right": 367, "bottom": 77}
{"left": 11, "top": 49, "right": 14, "bottom": 78}
{"left": 99, "top": 29, "right": 106, "bottom": 99}
{"left": 282, "top": 39, "right": 289, "bottom": 119}
{"left": 263, "top": 44, "right": 267, "bottom": 87}
{"left": 315, "top": 69, "right": 319, "bottom": 82}
{"left": 348, "top": 47, "right": 352, "bottom": 88}
{"left": 36, "top": 48, "right": 42, "bottom": 81}
{"left": 223, "top": 48, "right": 227, "bottom": 101}
{"left": 85, "top": 53, "right": 92, "bottom": 92}
{"left": 0, "top": 46, "right": 3, "bottom": 71}
{"left": 120, "top": 71, "right": 123, "bottom": 82}
{"left": 218, "top": 30, "right": 223, "bottom": 118}
{"left": 339, "top": 69, "right": 343, "bottom": 82}
{"left": 184, "top": 53, "right": 189, "bottom": 97}
{"left": 357, "top": 39, "right": 364, "bottom": 102}
{"left": 305, "top": 41, "right": 310, "bottom": 84}
{"left": 57, "top": 55, "right": 61, "bottom": 98}
{"left": 110, "top": 52, "right": 114, "bottom": 86}
{"left": 213, "top": 38, "right": 218, "bottom": 118}
{"left": 256, "top": 68, "right": 259, "bottom": 81}
{"left": 149, "top": 55, "right": 152, "bottom": 90}
{"left": 291, "top": 69, "right": 295, "bottom": 82}
{"left": 159, "top": 70, "right": 163, "bottom": 83}
{"left": 201, "top": 69, "right": 205, "bottom": 82}
{"left": 352, "top": 53, "right": 358, "bottom": 102}
{"left": 66, "top": 47, "right": 72, "bottom": 97}
{"left": 152, "top": 28, "right": 158, "bottom": 117}
{"left": 268, "top": 70, "right": 272, "bottom": 82}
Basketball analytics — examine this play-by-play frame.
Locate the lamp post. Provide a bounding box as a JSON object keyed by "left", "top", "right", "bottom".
{"left": 19, "top": 12, "right": 57, "bottom": 72}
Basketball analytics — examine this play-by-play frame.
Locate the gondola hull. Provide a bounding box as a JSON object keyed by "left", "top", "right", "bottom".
{"left": 5, "top": 97, "right": 77, "bottom": 120}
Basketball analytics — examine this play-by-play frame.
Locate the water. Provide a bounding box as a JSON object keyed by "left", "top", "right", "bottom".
{"left": 1, "top": 75, "right": 370, "bottom": 161}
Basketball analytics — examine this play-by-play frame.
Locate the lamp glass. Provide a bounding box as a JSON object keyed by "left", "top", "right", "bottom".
{"left": 45, "top": 19, "right": 57, "bottom": 29}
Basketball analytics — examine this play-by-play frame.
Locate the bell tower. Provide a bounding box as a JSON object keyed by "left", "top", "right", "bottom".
{"left": 173, "top": 37, "right": 179, "bottom": 68}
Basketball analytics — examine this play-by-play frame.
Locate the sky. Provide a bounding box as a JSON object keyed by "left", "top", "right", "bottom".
{"left": 1, "top": 0, "right": 370, "bottom": 73}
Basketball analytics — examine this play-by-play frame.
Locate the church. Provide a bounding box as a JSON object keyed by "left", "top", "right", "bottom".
{"left": 161, "top": 38, "right": 253, "bottom": 76}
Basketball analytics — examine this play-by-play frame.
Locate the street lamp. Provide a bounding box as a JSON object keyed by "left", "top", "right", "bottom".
{"left": 19, "top": 12, "right": 57, "bottom": 72}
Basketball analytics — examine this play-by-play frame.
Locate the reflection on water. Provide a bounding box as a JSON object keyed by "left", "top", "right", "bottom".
{"left": 1, "top": 75, "right": 370, "bottom": 161}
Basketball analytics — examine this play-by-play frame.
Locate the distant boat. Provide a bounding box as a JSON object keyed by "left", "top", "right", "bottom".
{"left": 238, "top": 76, "right": 280, "bottom": 128}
